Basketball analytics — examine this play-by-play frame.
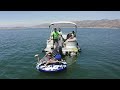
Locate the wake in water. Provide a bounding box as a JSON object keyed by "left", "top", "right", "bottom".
{"left": 64, "top": 55, "right": 78, "bottom": 66}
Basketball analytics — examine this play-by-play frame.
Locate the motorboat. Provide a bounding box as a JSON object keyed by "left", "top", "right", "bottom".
{"left": 44, "top": 21, "right": 81, "bottom": 56}
{"left": 34, "top": 21, "right": 82, "bottom": 72}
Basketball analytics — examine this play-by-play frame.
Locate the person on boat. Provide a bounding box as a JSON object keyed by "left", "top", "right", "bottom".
{"left": 57, "top": 28, "right": 65, "bottom": 47}
{"left": 51, "top": 28, "right": 60, "bottom": 49}
{"left": 63, "top": 33, "right": 77, "bottom": 47}
{"left": 58, "top": 28, "right": 62, "bottom": 40}
{"left": 54, "top": 53, "right": 62, "bottom": 61}
{"left": 66, "top": 33, "right": 72, "bottom": 40}
{"left": 58, "top": 28, "right": 62, "bottom": 35}
{"left": 44, "top": 52, "right": 62, "bottom": 67}
{"left": 66, "top": 31, "right": 76, "bottom": 40}
{"left": 72, "top": 31, "right": 76, "bottom": 37}
{"left": 46, "top": 52, "right": 53, "bottom": 60}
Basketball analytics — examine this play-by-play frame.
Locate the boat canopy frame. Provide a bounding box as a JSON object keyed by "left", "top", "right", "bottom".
{"left": 49, "top": 21, "right": 77, "bottom": 33}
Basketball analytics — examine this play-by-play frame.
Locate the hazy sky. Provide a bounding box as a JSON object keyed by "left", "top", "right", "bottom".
{"left": 0, "top": 11, "right": 120, "bottom": 27}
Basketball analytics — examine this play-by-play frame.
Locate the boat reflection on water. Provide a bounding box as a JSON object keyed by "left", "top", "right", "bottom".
{"left": 62, "top": 54, "right": 79, "bottom": 66}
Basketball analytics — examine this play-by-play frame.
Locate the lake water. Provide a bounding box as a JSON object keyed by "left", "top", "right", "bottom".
{"left": 0, "top": 28, "right": 120, "bottom": 79}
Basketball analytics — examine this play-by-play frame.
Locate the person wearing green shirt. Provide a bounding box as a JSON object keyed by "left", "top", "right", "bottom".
{"left": 51, "top": 28, "right": 60, "bottom": 48}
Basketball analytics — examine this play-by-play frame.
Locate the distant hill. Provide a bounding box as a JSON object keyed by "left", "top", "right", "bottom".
{"left": 31, "top": 19, "right": 120, "bottom": 29}
{"left": 73, "top": 19, "right": 120, "bottom": 28}
{"left": 1, "top": 19, "right": 120, "bottom": 29}
{"left": 30, "top": 23, "right": 50, "bottom": 28}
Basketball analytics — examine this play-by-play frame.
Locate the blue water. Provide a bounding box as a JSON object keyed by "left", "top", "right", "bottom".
{"left": 0, "top": 28, "right": 120, "bottom": 79}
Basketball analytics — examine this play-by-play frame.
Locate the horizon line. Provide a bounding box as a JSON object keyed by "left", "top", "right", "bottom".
{"left": 0, "top": 19, "right": 120, "bottom": 27}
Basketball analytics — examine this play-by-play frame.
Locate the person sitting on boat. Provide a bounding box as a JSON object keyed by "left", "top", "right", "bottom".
{"left": 66, "top": 33, "right": 72, "bottom": 40}
{"left": 51, "top": 28, "right": 60, "bottom": 49}
{"left": 58, "top": 28, "right": 62, "bottom": 40}
{"left": 44, "top": 53, "right": 62, "bottom": 67}
{"left": 72, "top": 31, "right": 76, "bottom": 37}
{"left": 46, "top": 52, "right": 53, "bottom": 60}
{"left": 66, "top": 31, "right": 76, "bottom": 40}
{"left": 63, "top": 33, "right": 77, "bottom": 47}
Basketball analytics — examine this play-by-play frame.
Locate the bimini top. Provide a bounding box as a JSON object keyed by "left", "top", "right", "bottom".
{"left": 50, "top": 21, "right": 77, "bottom": 26}
{"left": 49, "top": 21, "right": 77, "bottom": 33}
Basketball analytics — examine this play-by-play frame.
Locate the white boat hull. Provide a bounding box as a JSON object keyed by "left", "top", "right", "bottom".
{"left": 44, "top": 37, "right": 81, "bottom": 56}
